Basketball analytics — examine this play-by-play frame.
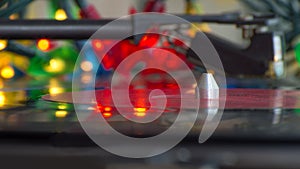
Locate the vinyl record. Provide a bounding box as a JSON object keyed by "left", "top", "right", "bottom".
{"left": 42, "top": 88, "right": 300, "bottom": 110}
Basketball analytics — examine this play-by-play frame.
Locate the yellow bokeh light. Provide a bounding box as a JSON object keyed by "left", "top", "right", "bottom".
{"left": 0, "top": 40, "right": 8, "bottom": 51}
{"left": 80, "top": 61, "right": 93, "bottom": 72}
{"left": 49, "top": 59, "right": 64, "bottom": 70}
{"left": 1, "top": 66, "right": 15, "bottom": 79}
{"left": 45, "top": 58, "right": 65, "bottom": 73}
{"left": 55, "top": 9, "right": 67, "bottom": 21}
{"left": 49, "top": 87, "right": 64, "bottom": 95}
{"left": 37, "top": 39, "right": 50, "bottom": 51}
{"left": 55, "top": 110, "right": 68, "bottom": 118}
{"left": 49, "top": 78, "right": 64, "bottom": 95}
{"left": 0, "top": 92, "right": 5, "bottom": 107}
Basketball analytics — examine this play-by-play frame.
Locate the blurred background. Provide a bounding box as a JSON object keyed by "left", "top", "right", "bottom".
{"left": 1, "top": 0, "right": 300, "bottom": 81}
{"left": 28, "top": 0, "right": 244, "bottom": 42}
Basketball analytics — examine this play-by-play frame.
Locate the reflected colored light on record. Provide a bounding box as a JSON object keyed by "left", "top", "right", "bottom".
{"left": 93, "top": 40, "right": 104, "bottom": 50}
{"left": 7, "top": 114, "right": 18, "bottom": 125}
{"left": 87, "top": 106, "right": 95, "bottom": 110}
{"left": 134, "top": 107, "right": 147, "bottom": 112}
{"left": 134, "top": 107, "right": 147, "bottom": 117}
{"left": 134, "top": 111, "right": 146, "bottom": 117}
{"left": 55, "top": 9, "right": 67, "bottom": 21}
{"left": 166, "top": 59, "right": 179, "bottom": 69}
{"left": 0, "top": 92, "right": 5, "bottom": 107}
{"left": 192, "top": 83, "right": 197, "bottom": 88}
{"left": 104, "top": 106, "right": 112, "bottom": 112}
{"left": 102, "top": 112, "right": 112, "bottom": 118}
{"left": 0, "top": 40, "right": 7, "bottom": 51}
{"left": 102, "top": 54, "right": 115, "bottom": 70}
{"left": 55, "top": 110, "right": 68, "bottom": 118}
{"left": 80, "top": 61, "right": 93, "bottom": 72}
{"left": 185, "top": 89, "right": 195, "bottom": 94}
{"left": 1, "top": 66, "right": 15, "bottom": 79}
{"left": 58, "top": 104, "right": 67, "bottom": 110}
{"left": 81, "top": 74, "right": 92, "bottom": 84}
{"left": 49, "top": 87, "right": 64, "bottom": 95}
{"left": 37, "top": 39, "right": 50, "bottom": 51}
{"left": 44, "top": 58, "right": 65, "bottom": 73}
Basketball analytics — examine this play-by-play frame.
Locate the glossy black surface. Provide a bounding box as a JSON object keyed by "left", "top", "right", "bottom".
{"left": 1, "top": 77, "right": 300, "bottom": 142}
{"left": 1, "top": 77, "right": 300, "bottom": 168}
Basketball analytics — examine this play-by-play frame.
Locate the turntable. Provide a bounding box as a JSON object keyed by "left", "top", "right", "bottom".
{"left": 1, "top": 1, "right": 300, "bottom": 169}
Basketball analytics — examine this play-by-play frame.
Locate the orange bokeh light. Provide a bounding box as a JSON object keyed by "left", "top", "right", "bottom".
{"left": 104, "top": 106, "right": 112, "bottom": 112}
{"left": 93, "top": 40, "right": 104, "bottom": 50}
{"left": 102, "top": 112, "right": 112, "bottom": 118}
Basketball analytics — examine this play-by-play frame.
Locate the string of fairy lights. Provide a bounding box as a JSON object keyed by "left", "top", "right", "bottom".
{"left": 0, "top": 0, "right": 207, "bottom": 81}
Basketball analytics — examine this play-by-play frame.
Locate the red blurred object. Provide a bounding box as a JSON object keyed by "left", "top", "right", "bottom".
{"left": 138, "top": 34, "right": 160, "bottom": 48}
{"left": 173, "top": 38, "right": 186, "bottom": 47}
{"left": 156, "top": 3, "right": 165, "bottom": 13}
{"left": 143, "top": 0, "right": 165, "bottom": 12}
{"left": 80, "top": 4, "right": 101, "bottom": 19}
{"left": 129, "top": 0, "right": 165, "bottom": 14}
{"left": 97, "top": 101, "right": 113, "bottom": 119}
{"left": 92, "top": 33, "right": 193, "bottom": 72}
{"left": 143, "top": 0, "right": 156, "bottom": 12}
{"left": 129, "top": 6, "right": 137, "bottom": 14}
{"left": 153, "top": 0, "right": 166, "bottom": 12}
